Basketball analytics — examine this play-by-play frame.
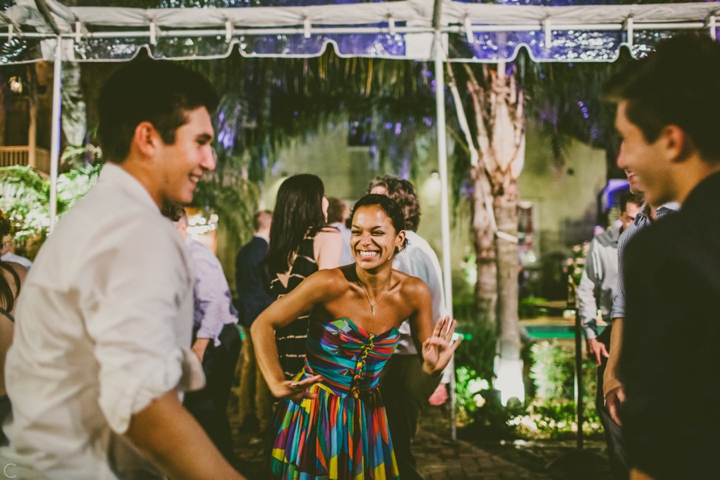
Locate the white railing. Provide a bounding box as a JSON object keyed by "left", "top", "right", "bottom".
{"left": 0, "top": 146, "right": 51, "bottom": 174}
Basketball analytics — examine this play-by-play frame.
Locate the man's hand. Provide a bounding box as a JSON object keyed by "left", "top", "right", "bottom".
{"left": 605, "top": 386, "right": 626, "bottom": 426}
{"left": 587, "top": 338, "right": 609, "bottom": 366}
{"left": 192, "top": 338, "right": 211, "bottom": 363}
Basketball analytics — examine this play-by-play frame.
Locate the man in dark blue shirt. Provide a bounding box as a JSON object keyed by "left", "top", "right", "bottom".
{"left": 236, "top": 210, "right": 275, "bottom": 434}
{"left": 603, "top": 34, "right": 720, "bottom": 479}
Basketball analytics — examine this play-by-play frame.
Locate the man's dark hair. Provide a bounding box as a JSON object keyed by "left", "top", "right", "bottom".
{"left": 603, "top": 33, "right": 720, "bottom": 163}
{"left": 367, "top": 175, "right": 421, "bottom": 232}
{"left": 350, "top": 194, "right": 408, "bottom": 253}
{"left": 620, "top": 191, "right": 643, "bottom": 213}
{"left": 161, "top": 203, "right": 187, "bottom": 223}
{"left": 367, "top": 177, "right": 388, "bottom": 193}
{"left": 98, "top": 60, "right": 219, "bottom": 163}
{"left": 253, "top": 210, "right": 272, "bottom": 232}
{"left": 326, "top": 197, "right": 347, "bottom": 224}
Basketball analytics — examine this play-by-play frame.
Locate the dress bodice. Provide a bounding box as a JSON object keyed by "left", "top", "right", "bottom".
{"left": 302, "top": 318, "right": 400, "bottom": 398}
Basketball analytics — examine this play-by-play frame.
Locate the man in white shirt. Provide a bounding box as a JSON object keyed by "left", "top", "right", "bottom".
{"left": 370, "top": 176, "right": 450, "bottom": 480}
{"left": 327, "top": 197, "right": 353, "bottom": 265}
{"left": 0, "top": 61, "right": 244, "bottom": 479}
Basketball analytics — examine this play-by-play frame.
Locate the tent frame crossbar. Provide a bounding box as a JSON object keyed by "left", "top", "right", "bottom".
{"left": 0, "top": 20, "right": 715, "bottom": 41}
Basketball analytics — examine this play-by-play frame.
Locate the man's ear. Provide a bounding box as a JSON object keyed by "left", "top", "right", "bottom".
{"left": 131, "top": 121, "right": 161, "bottom": 159}
{"left": 661, "top": 125, "right": 692, "bottom": 164}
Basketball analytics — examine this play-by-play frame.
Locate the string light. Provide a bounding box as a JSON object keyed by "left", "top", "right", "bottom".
{"left": 187, "top": 212, "right": 218, "bottom": 239}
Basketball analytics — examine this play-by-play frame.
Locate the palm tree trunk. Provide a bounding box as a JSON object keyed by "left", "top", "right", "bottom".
{"left": 472, "top": 169, "right": 497, "bottom": 324}
{"left": 464, "top": 61, "right": 526, "bottom": 403}
{"left": 493, "top": 180, "right": 522, "bottom": 403}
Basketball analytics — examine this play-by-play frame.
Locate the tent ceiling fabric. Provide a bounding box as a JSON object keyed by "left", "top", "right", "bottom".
{"left": 2, "top": 0, "right": 719, "bottom": 63}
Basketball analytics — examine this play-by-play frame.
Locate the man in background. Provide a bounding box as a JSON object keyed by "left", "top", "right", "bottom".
{"left": 172, "top": 206, "right": 241, "bottom": 463}
{"left": 577, "top": 191, "right": 641, "bottom": 480}
{"left": 327, "top": 197, "right": 353, "bottom": 265}
{"left": 236, "top": 210, "right": 275, "bottom": 436}
{"left": 369, "top": 175, "right": 450, "bottom": 480}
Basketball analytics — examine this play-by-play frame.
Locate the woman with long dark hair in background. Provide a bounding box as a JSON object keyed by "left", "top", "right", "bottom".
{"left": 0, "top": 213, "right": 27, "bottom": 446}
{"left": 265, "top": 174, "right": 342, "bottom": 380}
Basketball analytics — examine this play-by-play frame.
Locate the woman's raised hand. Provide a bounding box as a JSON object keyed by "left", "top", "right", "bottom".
{"left": 270, "top": 375, "right": 324, "bottom": 405}
{"left": 421, "top": 316, "right": 462, "bottom": 376}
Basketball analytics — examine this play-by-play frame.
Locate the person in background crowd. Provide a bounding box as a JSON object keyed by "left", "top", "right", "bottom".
{"left": 169, "top": 205, "right": 241, "bottom": 463}
{"left": 0, "top": 61, "right": 244, "bottom": 479}
{"left": 369, "top": 175, "right": 451, "bottom": 480}
{"left": 236, "top": 210, "right": 275, "bottom": 436}
{"left": 252, "top": 193, "right": 461, "bottom": 479}
{"left": 1, "top": 234, "right": 31, "bottom": 270}
{"left": 327, "top": 197, "right": 354, "bottom": 266}
{"left": 265, "top": 174, "right": 342, "bottom": 380}
{"left": 0, "top": 211, "right": 27, "bottom": 447}
{"left": 577, "top": 191, "right": 642, "bottom": 480}
{"left": 604, "top": 33, "right": 720, "bottom": 480}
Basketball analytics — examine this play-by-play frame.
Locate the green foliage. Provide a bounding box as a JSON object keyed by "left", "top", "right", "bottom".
{"left": 530, "top": 340, "right": 596, "bottom": 405}
{"left": 514, "top": 398, "right": 602, "bottom": 440}
{"left": 0, "top": 164, "right": 102, "bottom": 244}
{"left": 531, "top": 341, "right": 575, "bottom": 400}
{"left": 454, "top": 319, "right": 497, "bottom": 387}
{"left": 192, "top": 176, "right": 260, "bottom": 257}
{"left": 454, "top": 366, "right": 487, "bottom": 425}
{"left": 457, "top": 339, "right": 603, "bottom": 441}
{"left": 518, "top": 297, "right": 549, "bottom": 319}
{"left": 0, "top": 167, "right": 50, "bottom": 242}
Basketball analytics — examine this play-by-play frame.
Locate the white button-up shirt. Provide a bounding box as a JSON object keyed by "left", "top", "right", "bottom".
{"left": 393, "top": 230, "right": 449, "bottom": 355}
{"left": 0, "top": 163, "right": 204, "bottom": 479}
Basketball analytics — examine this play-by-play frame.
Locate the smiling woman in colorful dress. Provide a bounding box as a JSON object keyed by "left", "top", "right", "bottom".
{"left": 252, "top": 194, "right": 461, "bottom": 479}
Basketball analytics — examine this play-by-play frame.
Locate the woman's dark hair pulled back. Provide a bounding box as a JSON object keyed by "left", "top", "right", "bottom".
{"left": 350, "top": 194, "right": 408, "bottom": 252}
{"left": 266, "top": 174, "right": 327, "bottom": 275}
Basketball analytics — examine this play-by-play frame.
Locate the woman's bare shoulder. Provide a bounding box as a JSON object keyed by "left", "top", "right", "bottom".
{"left": 393, "top": 269, "right": 430, "bottom": 295}
{"left": 316, "top": 227, "right": 342, "bottom": 240}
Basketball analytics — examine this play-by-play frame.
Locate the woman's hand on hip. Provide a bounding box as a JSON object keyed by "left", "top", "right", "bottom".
{"left": 270, "top": 375, "right": 323, "bottom": 405}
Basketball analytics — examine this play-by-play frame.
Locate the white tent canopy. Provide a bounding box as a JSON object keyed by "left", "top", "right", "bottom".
{"left": 2, "top": 1, "right": 719, "bottom": 62}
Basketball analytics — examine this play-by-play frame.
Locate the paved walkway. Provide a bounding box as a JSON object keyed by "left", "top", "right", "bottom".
{"left": 413, "top": 428, "right": 551, "bottom": 480}
{"left": 229, "top": 403, "right": 551, "bottom": 480}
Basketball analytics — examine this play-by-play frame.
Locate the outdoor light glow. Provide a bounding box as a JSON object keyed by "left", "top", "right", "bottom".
{"left": 494, "top": 355, "right": 525, "bottom": 406}
{"left": 9, "top": 76, "right": 22, "bottom": 94}
{"left": 421, "top": 171, "right": 441, "bottom": 205}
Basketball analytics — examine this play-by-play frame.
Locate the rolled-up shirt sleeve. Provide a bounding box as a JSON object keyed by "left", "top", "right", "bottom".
{"left": 611, "top": 226, "right": 635, "bottom": 320}
{"left": 577, "top": 240, "right": 600, "bottom": 339}
{"left": 80, "top": 223, "right": 199, "bottom": 434}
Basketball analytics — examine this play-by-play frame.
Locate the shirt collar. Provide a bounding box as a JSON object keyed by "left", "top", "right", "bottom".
{"left": 98, "top": 163, "right": 160, "bottom": 214}
{"left": 635, "top": 201, "right": 681, "bottom": 224}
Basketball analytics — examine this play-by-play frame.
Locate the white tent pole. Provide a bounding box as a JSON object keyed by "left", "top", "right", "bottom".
{"left": 433, "top": 28, "right": 456, "bottom": 442}
{"left": 49, "top": 36, "right": 62, "bottom": 233}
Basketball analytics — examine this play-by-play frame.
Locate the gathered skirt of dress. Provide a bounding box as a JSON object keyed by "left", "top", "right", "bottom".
{"left": 267, "top": 382, "right": 399, "bottom": 480}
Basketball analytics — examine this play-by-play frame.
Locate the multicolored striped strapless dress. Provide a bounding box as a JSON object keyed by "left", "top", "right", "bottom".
{"left": 267, "top": 317, "right": 401, "bottom": 479}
